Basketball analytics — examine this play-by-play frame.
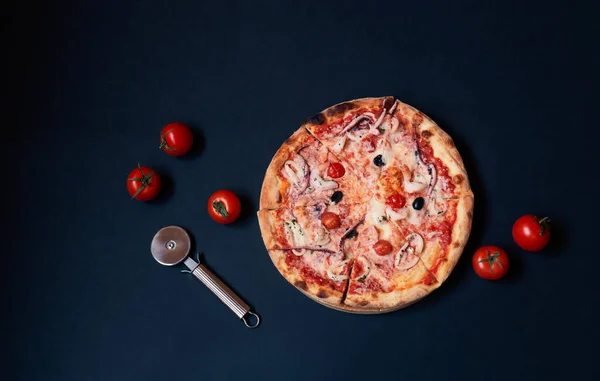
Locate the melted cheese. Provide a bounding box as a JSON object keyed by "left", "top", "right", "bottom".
{"left": 353, "top": 256, "right": 371, "bottom": 280}
{"left": 317, "top": 144, "right": 329, "bottom": 162}
{"left": 388, "top": 131, "right": 418, "bottom": 172}
{"left": 406, "top": 207, "right": 424, "bottom": 227}
{"left": 301, "top": 250, "right": 327, "bottom": 275}
{"left": 310, "top": 168, "right": 338, "bottom": 191}
{"left": 426, "top": 193, "right": 447, "bottom": 217}
{"left": 297, "top": 212, "right": 331, "bottom": 247}
{"left": 404, "top": 179, "right": 428, "bottom": 193}
{"left": 330, "top": 135, "right": 347, "bottom": 153}
{"left": 284, "top": 219, "right": 307, "bottom": 246}
{"left": 366, "top": 199, "right": 386, "bottom": 227}
{"left": 386, "top": 206, "right": 408, "bottom": 221}
{"left": 327, "top": 259, "right": 350, "bottom": 281}
{"left": 313, "top": 226, "right": 331, "bottom": 246}
{"left": 374, "top": 136, "right": 395, "bottom": 173}
{"left": 365, "top": 199, "right": 395, "bottom": 239}
{"left": 282, "top": 155, "right": 308, "bottom": 188}
{"left": 367, "top": 264, "right": 393, "bottom": 290}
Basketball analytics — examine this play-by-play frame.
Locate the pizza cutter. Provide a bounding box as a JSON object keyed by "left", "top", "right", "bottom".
{"left": 150, "top": 226, "right": 260, "bottom": 328}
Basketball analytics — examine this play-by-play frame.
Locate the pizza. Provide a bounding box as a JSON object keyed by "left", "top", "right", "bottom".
{"left": 258, "top": 96, "right": 474, "bottom": 313}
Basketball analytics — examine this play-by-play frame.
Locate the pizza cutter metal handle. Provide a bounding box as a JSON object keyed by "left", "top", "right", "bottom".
{"left": 151, "top": 226, "right": 260, "bottom": 329}
{"left": 184, "top": 257, "right": 260, "bottom": 328}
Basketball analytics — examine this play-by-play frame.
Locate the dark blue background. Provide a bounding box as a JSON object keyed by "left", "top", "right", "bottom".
{"left": 4, "top": 1, "right": 599, "bottom": 380}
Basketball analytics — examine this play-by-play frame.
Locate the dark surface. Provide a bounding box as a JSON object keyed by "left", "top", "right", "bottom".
{"left": 4, "top": 1, "right": 599, "bottom": 380}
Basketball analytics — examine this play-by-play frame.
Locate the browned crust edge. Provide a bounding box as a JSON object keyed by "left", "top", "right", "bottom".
{"left": 257, "top": 209, "right": 282, "bottom": 251}
{"left": 303, "top": 96, "right": 394, "bottom": 133}
{"left": 429, "top": 195, "right": 474, "bottom": 284}
{"left": 344, "top": 260, "right": 440, "bottom": 311}
{"left": 410, "top": 105, "right": 473, "bottom": 198}
{"left": 268, "top": 250, "right": 344, "bottom": 306}
{"left": 301, "top": 260, "right": 437, "bottom": 314}
{"left": 259, "top": 128, "right": 312, "bottom": 210}
{"left": 343, "top": 287, "right": 431, "bottom": 311}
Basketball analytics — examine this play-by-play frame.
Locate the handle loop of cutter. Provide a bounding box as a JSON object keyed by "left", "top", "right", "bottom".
{"left": 242, "top": 311, "right": 260, "bottom": 328}
{"left": 178, "top": 251, "right": 261, "bottom": 329}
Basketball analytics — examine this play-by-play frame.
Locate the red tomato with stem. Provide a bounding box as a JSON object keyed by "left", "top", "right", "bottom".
{"left": 207, "top": 190, "right": 242, "bottom": 224}
{"left": 472, "top": 246, "right": 509, "bottom": 280}
{"left": 127, "top": 164, "right": 162, "bottom": 201}
{"left": 512, "top": 215, "right": 551, "bottom": 252}
{"left": 160, "top": 122, "right": 194, "bottom": 156}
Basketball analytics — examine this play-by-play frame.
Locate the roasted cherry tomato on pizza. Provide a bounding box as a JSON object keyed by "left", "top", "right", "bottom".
{"left": 208, "top": 190, "right": 241, "bottom": 224}
{"left": 327, "top": 162, "right": 345, "bottom": 178}
{"left": 160, "top": 122, "right": 194, "bottom": 156}
{"left": 472, "top": 246, "right": 509, "bottom": 280}
{"left": 386, "top": 194, "right": 406, "bottom": 209}
{"left": 127, "top": 163, "right": 162, "bottom": 201}
{"left": 512, "top": 215, "right": 551, "bottom": 252}
{"left": 373, "top": 240, "right": 393, "bottom": 256}
{"left": 321, "top": 212, "right": 341, "bottom": 229}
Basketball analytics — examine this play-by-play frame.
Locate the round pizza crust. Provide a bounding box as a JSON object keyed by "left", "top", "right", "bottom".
{"left": 258, "top": 97, "right": 474, "bottom": 313}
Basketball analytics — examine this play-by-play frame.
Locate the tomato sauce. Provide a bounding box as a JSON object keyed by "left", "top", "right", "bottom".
{"left": 337, "top": 205, "right": 350, "bottom": 220}
{"left": 302, "top": 263, "right": 344, "bottom": 292}
{"left": 275, "top": 209, "right": 292, "bottom": 247}
{"left": 314, "top": 108, "right": 372, "bottom": 138}
{"left": 422, "top": 272, "right": 437, "bottom": 286}
{"left": 431, "top": 220, "right": 454, "bottom": 248}
{"left": 394, "top": 223, "right": 414, "bottom": 239}
{"left": 363, "top": 134, "right": 378, "bottom": 153}
{"left": 426, "top": 207, "right": 458, "bottom": 275}
{"left": 275, "top": 227, "right": 289, "bottom": 247}
{"left": 352, "top": 258, "right": 365, "bottom": 275}
{"left": 277, "top": 174, "right": 291, "bottom": 199}
{"left": 419, "top": 143, "right": 456, "bottom": 194}
{"left": 373, "top": 262, "right": 394, "bottom": 279}
{"left": 349, "top": 277, "right": 385, "bottom": 294}
{"left": 283, "top": 253, "right": 344, "bottom": 292}
{"left": 378, "top": 167, "right": 403, "bottom": 195}
{"left": 428, "top": 259, "right": 443, "bottom": 276}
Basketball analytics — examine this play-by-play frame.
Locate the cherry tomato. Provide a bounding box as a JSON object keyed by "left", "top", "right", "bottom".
{"left": 160, "top": 122, "right": 194, "bottom": 156}
{"left": 512, "top": 215, "right": 551, "bottom": 252}
{"left": 327, "top": 162, "right": 346, "bottom": 178}
{"left": 207, "top": 190, "right": 241, "bottom": 224}
{"left": 386, "top": 194, "right": 406, "bottom": 209}
{"left": 472, "top": 246, "right": 509, "bottom": 280}
{"left": 373, "top": 240, "right": 393, "bottom": 256}
{"left": 127, "top": 164, "right": 162, "bottom": 201}
{"left": 321, "top": 212, "right": 341, "bottom": 229}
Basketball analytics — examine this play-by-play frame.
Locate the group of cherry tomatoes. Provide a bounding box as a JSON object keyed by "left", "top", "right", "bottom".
{"left": 473, "top": 215, "right": 552, "bottom": 280}
{"left": 126, "top": 122, "right": 241, "bottom": 224}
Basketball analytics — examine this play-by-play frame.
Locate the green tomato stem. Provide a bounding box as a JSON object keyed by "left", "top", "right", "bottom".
{"left": 478, "top": 250, "right": 504, "bottom": 273}
{"left": 129, "top": 165, "right": 154, "bottom": 200}
{"left": 537, "top": 216, "right": 551, "bottom": 236}
{"left": 212, "top": 201, "right": 229, "bottom": 218}
{"left": 160, "top": 130, "right": 176, "bottom": 151}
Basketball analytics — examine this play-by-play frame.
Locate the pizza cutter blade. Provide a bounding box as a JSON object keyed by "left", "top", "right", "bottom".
{"left": 150, "top": 226, "right": 260, "bottom": 328}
